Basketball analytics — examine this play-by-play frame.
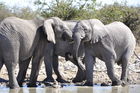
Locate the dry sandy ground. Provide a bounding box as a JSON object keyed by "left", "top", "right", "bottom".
{"left": 0, "top": 47, "right": 140, "bottom": 85}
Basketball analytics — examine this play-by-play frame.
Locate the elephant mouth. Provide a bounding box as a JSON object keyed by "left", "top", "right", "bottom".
{"left": 65, "top": 52, "right": 73, "bottom": 61}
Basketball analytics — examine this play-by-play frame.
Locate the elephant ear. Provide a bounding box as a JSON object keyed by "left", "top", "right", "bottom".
{"left": 44, "top": 19, "right": 56, "bottom": 44}
{"left": 91, "top": 25, "right": 108, "bottom": 43}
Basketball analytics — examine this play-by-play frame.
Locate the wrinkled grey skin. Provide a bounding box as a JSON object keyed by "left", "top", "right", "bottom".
{"left": 72, "top": 19, "right": 136, "bottom": 86}
{"left": 18, "top": 17, "right": 75, "bottom": 87}
{"left": 43, "top": 21, "right": 85, "bottom": 83}
{"left": 0, "top": 17, "right": 72, "bottom": 89}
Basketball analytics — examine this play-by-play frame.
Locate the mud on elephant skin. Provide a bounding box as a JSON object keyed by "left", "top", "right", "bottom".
{"left": 72, "top": 19, "right": 136, "bottom": 86}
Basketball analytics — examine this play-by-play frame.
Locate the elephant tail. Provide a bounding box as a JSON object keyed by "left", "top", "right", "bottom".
{"left": 117, "top": 51, "right": 140, "bottom": 65}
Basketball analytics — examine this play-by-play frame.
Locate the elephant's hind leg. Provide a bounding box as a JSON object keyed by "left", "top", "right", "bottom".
{"left": 105, "top": 58, "right": 121, "bottom": 86}
{"left": 120, "top": 48, "right": 134, "bottom": 85}
{"left": 4, "top": 53, "right": 20, "bottom": 89}
{"left": 17, "top": 57, "right": 31, "bottom": 87}
{"left": 3, "top": 42, "right": 20, "bottom": 88}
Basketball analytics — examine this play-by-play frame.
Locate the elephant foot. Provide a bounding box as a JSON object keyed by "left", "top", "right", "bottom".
{"left": 56, "top": 78, "right": 69, "bottom": 83}
{"left": 112, "top": 80, "right": 121, "bottom": 86}
{"left": 83, "top": 81, "right": 93, "bottom": 86}
{"left": 101, "top": 82, "right": 110, "bottom": 86}
{"left": 27, "top": 83, "right": 37, "bottom": 87}
{"left": 72, "top": 78, "right": 84, "bottom": 83}
{"left": 72, "top": 69, "right": 86, "bottom": 83}
{"left": 121, "top": 79, "right": 128, "bottom": 86}
{"left": 8, "top": 84, "right": 20, "bottom": 89}
{"left": 43, "top": 77, "right": 55, "bottom": 83}
{"left": 18, "top": 82, "right": 23, "bottom": 87}
{"left": 72, "top": 72, "right": 86, "bottom": 83}
{"left": 10, "top": 86, "right": 20, "bottom": 89}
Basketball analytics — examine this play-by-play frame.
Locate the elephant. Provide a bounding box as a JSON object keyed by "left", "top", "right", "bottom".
{"left": 0, "top": 16, "right": 72, "bottom": 88}
{"left": 72, "top": 19, "right": 136, "bottom": 86}
{"left": 43, "top": 20, "right": 86, "bottom": 83}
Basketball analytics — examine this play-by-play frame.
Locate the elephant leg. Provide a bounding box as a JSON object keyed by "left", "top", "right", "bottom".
{"left": 28, "top": 56, "right": 43, "bottom": 87}
{"left": 43, "top": 56, "right": 55, "bottom": 82}
{"left": 72, "top": 68, "right": 86, "bottom": 83}
{"left": 120, "top": 48, "right": 133, "bottom": 85}
{"left": 5, "top": 60, "right": 19, "bottom": 88}
{"left": 120, "top": 57, "right": 128, "bottom": 85}
{"left": 43, "top": 43, "right": 55, "bottom": 83}
{"left": 52, "top": 55, "right": 68, "bottom": 83}
{"left": 84, "top": 53, "right": 95, "bottom": 86}
{"left": 3, "top": 45, "right": 20, "bottom": 88}
{"left": 0, "top": 62, "right": 3, "bottom": 70}
{"left": 72, "top": 59, "right": 86, "bottom": 83}
{"left": 105, "top": 59, "right": 121, "bottom": 86}
{"left": 17, "top": 57, "right": 31, "bottom": 87}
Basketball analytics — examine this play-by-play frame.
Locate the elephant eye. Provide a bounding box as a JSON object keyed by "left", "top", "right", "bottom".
{"left": 60, "top": 25, "right": 64, "bottom": 29}
{"left": 84, "top": 28, "right": 87, "bottom": 30}
{"left": 82, "top": 26, "right": 87, "bottom": 31}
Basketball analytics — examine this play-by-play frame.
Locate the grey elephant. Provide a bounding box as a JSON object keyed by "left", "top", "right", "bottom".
{"left": 17, "top": 17, "right": 85, "bottom": 87}
{"left": 72, "top": 19, "right": 136, "bottom": 86}
{"left": 43, "top": 20, "right": 85, "bottom": 83}
{"left": 0, "top": 17, "right": 72, "bottom": 88}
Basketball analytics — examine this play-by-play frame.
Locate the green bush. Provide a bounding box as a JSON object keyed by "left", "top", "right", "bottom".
{"left": 0, "top": 3, "right": 13, "bottom": 21}
{"left": 34, "top": 0, "right": 98, "bottom": 20}
{"left": 0, "top": 3, "right": 37, "bottom": 20}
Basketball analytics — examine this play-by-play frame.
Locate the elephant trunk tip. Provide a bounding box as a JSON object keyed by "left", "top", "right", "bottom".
{"left": 74, "top": 57, "right": 85, "bottom": 71}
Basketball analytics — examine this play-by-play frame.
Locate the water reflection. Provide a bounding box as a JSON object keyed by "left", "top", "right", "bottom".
{"left": 0, "top": 85, "right": 140, "bottom": 93}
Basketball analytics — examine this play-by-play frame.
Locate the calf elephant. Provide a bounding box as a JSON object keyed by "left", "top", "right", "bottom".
{"left": 72, "top": 19, "right": 136, "bottom": 86}
{"left": 0, "top": 17, "right": 72, "bottom": 88}
{"left": 43, "top": 20, "right": 85, "bottom": 83}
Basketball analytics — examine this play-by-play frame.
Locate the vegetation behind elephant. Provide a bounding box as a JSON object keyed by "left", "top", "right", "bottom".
{"left": 43, "top": 20, "right": 86, "bottom": 83}
{"left": 0, "top": 17, "right": 72, "bottom": 88}
{"left": 72, "top": 19, "right": 136, "bottom": 86}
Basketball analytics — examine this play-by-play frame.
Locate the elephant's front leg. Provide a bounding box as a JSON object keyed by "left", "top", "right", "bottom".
{"left": 72, "top": 67, "right": 86, "bottom": 83}
{"left": 105, "top": 59, "right": 121, "bottom": 86}
{"left": 43, "top": 43, "right": 55, "bottom": 82}
{"left": 28, "top": 56, "right": 43, "bottom": 87}
{"left": 53, "top": 55, "right": 68, "bottom": 83}
{"left": 72, "top": 59, "right": 86, "bottom": 83}
{"left": 84, "top": 53, "right": 95, "bottom": 86}
{"left": 17, "top": 57, "right": 31, "bottom": 87}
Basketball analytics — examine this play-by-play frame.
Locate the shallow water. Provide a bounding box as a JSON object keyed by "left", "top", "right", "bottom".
{"left": 0, "top": 85, "right": 140, "bottom": 93}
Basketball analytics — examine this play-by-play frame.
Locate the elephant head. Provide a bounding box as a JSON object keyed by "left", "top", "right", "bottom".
{"left": 72, "top": 19, "right": 107, "bottom": 70}
{"left": 43, "top": 17, "right": 73, "bottom": 44}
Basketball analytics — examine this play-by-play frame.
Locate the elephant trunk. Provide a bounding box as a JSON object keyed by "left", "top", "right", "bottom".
{"left": 73, "top": 32, "right": 85, "bottom": 70}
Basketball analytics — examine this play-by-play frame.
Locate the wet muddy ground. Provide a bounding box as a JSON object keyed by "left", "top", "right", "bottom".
{"left": 0, "top": 84, "right": 140, "bottom": 93}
